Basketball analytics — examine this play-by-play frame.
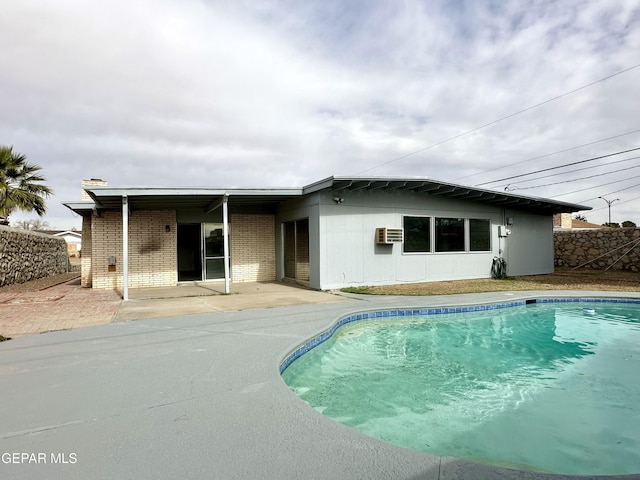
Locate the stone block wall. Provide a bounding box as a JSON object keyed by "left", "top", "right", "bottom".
{"left": 0, "top": 225, "right": 69, "bottom": 287}
{"left": 554, "top": 228, "right": 640, "bottom": 271}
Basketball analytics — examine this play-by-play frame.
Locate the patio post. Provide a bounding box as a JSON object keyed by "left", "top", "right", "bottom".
{"left": 222, "top": 194, "right": 230, "bottom": 294}
{"left": 122, "top": 195, "right": 129, "bottom": 301}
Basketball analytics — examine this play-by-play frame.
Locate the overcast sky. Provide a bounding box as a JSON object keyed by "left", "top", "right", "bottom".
{"left": 1, "top": 0, "right": 639, "bottom": 228}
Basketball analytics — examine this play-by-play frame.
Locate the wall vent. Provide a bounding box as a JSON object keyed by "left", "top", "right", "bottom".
{"left": 375, "top": 228, "right": 404, "bottom": 244}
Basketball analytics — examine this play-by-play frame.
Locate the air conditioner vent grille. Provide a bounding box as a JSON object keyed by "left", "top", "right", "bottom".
{"left": 376, "top": 227, "right": 404, "bottom": 244}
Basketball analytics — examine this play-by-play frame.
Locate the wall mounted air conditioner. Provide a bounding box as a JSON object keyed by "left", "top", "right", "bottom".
{"left": 376, "top": 228, "right": 404, "bottom": 244}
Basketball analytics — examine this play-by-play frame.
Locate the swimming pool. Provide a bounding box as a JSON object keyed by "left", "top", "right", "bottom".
{"left": 281, "top": 298, "right": 640, "bottom": 476}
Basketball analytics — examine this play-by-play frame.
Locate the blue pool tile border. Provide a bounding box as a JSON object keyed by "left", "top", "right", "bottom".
{"left": 279, "top": 297, "right": 640, "bottom": 374}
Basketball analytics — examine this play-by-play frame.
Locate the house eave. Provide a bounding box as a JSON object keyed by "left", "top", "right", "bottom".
{"left": 303, "top": 175, "right": 591, "bottom": 214}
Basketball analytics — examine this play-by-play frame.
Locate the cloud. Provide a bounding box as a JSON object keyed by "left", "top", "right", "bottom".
{"left": 1, "top": 0, "right": 639, "bottom": 227}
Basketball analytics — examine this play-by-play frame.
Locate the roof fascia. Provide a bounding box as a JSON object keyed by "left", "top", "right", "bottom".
{"left": 84, "top": 186, "right": 303, "bottom": 198}
{"left": 62, "top": 201, "right": 95, "bottom": 214}
{"left": 302, "top": 176, "right": 336, "bottom": 195}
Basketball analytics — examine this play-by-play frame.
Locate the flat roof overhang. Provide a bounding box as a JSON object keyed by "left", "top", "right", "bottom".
{"left": 64, "top": 186, "right": 303, "bottom": 214}
{"left": 62, "top": 201, "right": 95, "bottom": 215}
{"left": 63, "top": 176, "right": 592, "bottom": 217}
{"left": 304, "top": 176, "right": 591, "bottom": 214}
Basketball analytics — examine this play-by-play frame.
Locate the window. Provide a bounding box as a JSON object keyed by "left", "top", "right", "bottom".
{"left": 403, "top": 216, "right": 492, "bottom": 254}
{"left": 469, "top": 219, "right": 491, "bottom": 251}
{"left": 435, "top": 218, "right": 465, "bottom": 252}
{"left": 403, "top": 216, "right": 431, "bottom": 253}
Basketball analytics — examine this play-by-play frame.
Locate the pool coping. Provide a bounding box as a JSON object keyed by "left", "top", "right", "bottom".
{"left": 279, "top": 293, "right": 640, "bottom": 478}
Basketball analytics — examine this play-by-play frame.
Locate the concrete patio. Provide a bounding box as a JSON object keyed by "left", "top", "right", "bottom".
{"left": 117, "top": 281, "right": 347, "bottom": 321}
{"left": 0, "top": 279, "right": 347, "bottom": 337}
{"left": 1, "top": 288, "right": 639, "bottom": 479}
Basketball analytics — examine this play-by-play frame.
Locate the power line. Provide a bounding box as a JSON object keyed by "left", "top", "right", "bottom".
{"left": 355, "top": 63, "right": 640, "bottom": 175}
{"left": 507, "top": 163, "right": 640, "bottom": 191}
{"left": 576, "top": 183, "right": 640, "bottom": 203}
{"left": 494, "top": 155, "right": 640, "bottom": 189}
{"left": 454, "top": 128, "right": 640, "bottom": 182}
{"left": 475, "top": 147, "right": 640, "bottom": 186}
{"left": 550, "top": 177, "right": 640, "bottom": 199}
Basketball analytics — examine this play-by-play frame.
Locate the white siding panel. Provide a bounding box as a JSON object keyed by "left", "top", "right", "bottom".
{"left": 317, "top": 190, "right": 509, "bottom": 289}
{"left": 283, "top": 189, "right": 555, "bottom": 290}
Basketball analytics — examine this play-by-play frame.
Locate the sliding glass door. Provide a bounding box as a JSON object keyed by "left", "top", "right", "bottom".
{"left": 283, "top": 218, "right": 309, "bottom": 281}
{"left": 204, "top": 223, "right": 225, "bottom": 280}
{"left": 178, "top": 223, "right": 227, "bottom": 281}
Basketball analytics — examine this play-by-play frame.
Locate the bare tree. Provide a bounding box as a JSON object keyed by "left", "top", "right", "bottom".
{"left": 12, "top": 218, "right": 51, "bottom": 230}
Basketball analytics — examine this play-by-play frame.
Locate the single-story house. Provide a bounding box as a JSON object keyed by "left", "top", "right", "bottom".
{"left": 64, "top": 176, "right": 590, "bottom": 299}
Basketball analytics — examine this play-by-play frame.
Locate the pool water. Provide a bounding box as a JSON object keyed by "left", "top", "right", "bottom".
{"left": 282, "top": 303, "right": 640, "bottom": 475}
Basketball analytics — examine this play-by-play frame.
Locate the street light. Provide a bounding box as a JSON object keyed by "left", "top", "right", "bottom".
{"left": 598, "top": 196, "right": 620, "bottom": 225}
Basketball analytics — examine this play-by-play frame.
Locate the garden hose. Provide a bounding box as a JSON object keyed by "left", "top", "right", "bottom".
{"left": 491, "top": 256, "right": 507, "bottom": 279}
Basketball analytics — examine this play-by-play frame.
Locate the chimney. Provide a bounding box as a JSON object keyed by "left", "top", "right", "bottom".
{"left": 81, "top": 178, "right": 108, "bottom": 201}
{"left": 553, "top": 213, "right": 572, "bottom": 229}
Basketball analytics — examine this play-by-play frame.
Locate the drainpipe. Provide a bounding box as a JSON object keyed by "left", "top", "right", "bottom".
{"left": 122, "top": 195, "right": 129, "bottom": 301}
{"left": 222, "top": 194, "right": 230, "bottom": 294}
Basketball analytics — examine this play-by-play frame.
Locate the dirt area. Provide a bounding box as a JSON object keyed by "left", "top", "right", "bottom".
{"left": 3, "top": 269, "right": 639, "bottom": 297}
{"left": 341, "top": 268, "right": 640, "bottom": 296}
{"left": 0, "top": 272, "right": 81, "bottom": 293}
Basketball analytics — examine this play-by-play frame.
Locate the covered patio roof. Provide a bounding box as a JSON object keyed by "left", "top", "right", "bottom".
{"left": 65, "top": 186, "right": 303, "bottom": 213}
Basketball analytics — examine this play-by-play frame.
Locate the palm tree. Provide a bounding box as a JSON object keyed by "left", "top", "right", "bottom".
{"left": 0, "top": 146, "right": 52, "bottom": 225}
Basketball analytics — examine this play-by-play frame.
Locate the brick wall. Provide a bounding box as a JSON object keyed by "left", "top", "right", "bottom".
{"left": 91, "top": 210, "right": 177, "bottom": 289}
{"left": 91, "top": 211, "right": 122, "bottom": 289}
{"left": 88, "top": 211, "right": 275, "bottom": 288}
{"left": 230, "top": 213, "right": 276, "bottom": 282}
{"left": 129, "top": 210, "right": 177, "bottom": 288}
{"left": 81, "top": 214, "right": 92, "bottom": 287}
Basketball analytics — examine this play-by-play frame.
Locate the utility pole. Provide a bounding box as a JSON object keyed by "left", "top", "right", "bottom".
{"left": 599, "top": 196, "right": 619, "bottom": 225}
